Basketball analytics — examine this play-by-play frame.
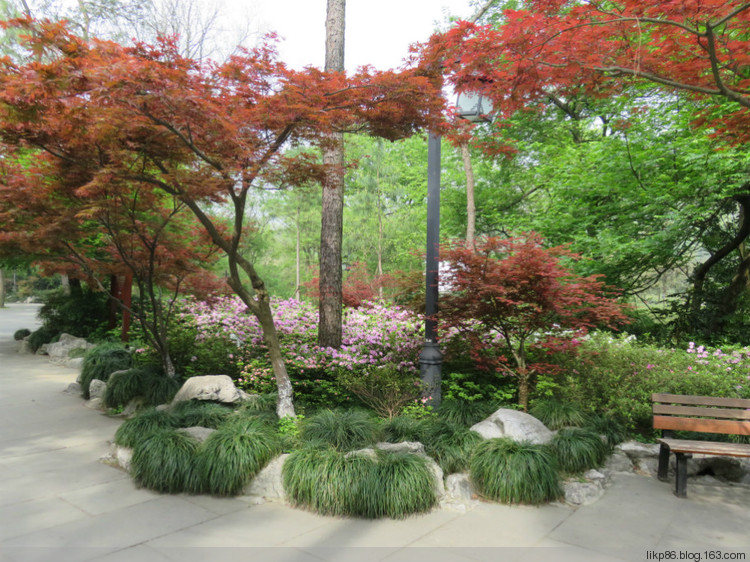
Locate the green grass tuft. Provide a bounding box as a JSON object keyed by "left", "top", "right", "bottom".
{"left": 171, "top": 400, "right": 234, "bottom": 429}
{"left": 548, "top": 427, "right": 610, "bottom": 473}
{"left": 436, "top": 399, "right": 498, "bottom": 427}
{"left": 470, "top": 438, "right": 562, "bottom": 505}
{"left": 13, "top": 328, "right": 31, "bottom": 341}
{"left": 195, "top": 418, "right": 281, "bottom": 496}
{"left": 382, "top": 415, "right": 427, "bottom": 443}
{"left": 283, "top": 447, "right": 437, "bottom": 518}
{"left": 130, "top": 428, "right": 200, "bottom": 493}
{"left": 300, "top": 408, "right": 381, "bottom": 451}
{"left": 79, "top": 343, "right": 133, "bottom": 399}
{"left": 529, "top": 400, "right": 587, "bottom": 430}
{"left": 583, "top": 413, "right": 628, "bottom": 449}
{"left": 104, "top": 367, "right": 181, "bottom": 409}
{"left": 114, "top": 408, "right": 178, "bottom": 448}
{"left": 422, "top": 419, "right": 483, "bottom": 474}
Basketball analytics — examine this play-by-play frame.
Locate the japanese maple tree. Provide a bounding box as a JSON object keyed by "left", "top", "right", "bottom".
{"left": 439, "top": 234, "right": 629, "bottom": 410}
{"left": 421, "top": 0, "right": 750, "bottom": 144}
{"left": 0, "top": 19, "right": 443, "bottom": 417}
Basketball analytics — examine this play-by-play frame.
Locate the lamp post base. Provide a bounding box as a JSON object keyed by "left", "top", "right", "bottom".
{"left": 419, "top": 341, "right": 443, "bottom": 407}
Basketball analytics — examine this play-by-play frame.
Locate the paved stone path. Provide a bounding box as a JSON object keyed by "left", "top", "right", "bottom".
{"left": 1, "top": 303, "right": 749, "bottom": 562}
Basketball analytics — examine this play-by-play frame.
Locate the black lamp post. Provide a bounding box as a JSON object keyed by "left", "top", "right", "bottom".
{"left": 419, "top": 90, "right": 494, "bottom": 407}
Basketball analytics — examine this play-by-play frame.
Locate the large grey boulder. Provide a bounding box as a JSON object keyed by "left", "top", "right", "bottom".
{"left": 171, "top": 375, "right": 245, "bottom": 405}
{"left": 470, "top": 408, "right": 554, "bottom": 444}
{"left": 16, "top": 338, "right": 33, "bottom": 355}
{"left": 244, "top": 454, "right": 289, "bottom": 501}
{"left": 375, "top": 441, "right": 425, "bottom": 455}
{"left": 46, "top": 334, "right": 94, "bottom": 366}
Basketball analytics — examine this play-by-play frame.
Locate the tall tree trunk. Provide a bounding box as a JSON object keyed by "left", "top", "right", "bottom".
{"left": 461, "top": 142, "right": 477, "bottom": 247}
{"left": 0, "top": 269, "right": 5, "bottom": 308}
{"left": 61, "top": 273, "right": 71, "bottom": 296}
{"left": 377, "top": 172, "right": 384, "bottom": 300}
{"left": 295, "top": 203, "right": 301, "bottom": 301}
{"left": 318, "top": 0, "right": 346, "bottom": 348}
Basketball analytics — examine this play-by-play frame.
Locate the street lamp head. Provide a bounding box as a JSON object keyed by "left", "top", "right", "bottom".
{"left": 455, "top": 91, "right": 493, "bottom": 123}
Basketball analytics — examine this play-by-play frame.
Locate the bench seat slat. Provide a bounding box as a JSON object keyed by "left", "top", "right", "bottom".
{"left": 653, "top": 415, "right": 750, "bottom": 435}
{"left": 653, "top": 404, "right": 750, "bottom": 420}
{"left": 657, "top": 438, "right": 750, "bottom": 458}
{"left": 652, "top": 393, "right": 750, "bottom": 409}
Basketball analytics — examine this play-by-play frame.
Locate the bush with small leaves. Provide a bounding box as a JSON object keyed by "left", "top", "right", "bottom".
{"left": 470, "top": 438, "right": 562, "bottom": 504}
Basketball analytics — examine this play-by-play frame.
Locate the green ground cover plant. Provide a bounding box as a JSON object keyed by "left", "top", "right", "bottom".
{"left": 529, "top": 400, "right": 587, "bottom": 430}
{"left": 470, "top": 438, "right": 562, "bottom": 505}
{"left": 299, "top": 408, "right": 381, "bottom": 451}
{"left": 131, "top": 428, "right": 200, "bottom": 493}
{"left": 79, "top": 343, "right": 133, "bottom": 399}
{"left": 103, "top": 366, "right": 180, "bottom": 409}
{"left": 548, "top": 428, "right": 609, "bottom": 474}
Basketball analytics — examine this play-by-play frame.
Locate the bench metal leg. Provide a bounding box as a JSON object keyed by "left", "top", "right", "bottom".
{"left": 674, "top": 452, "right": 691, "bottom": 498}
{"left": 657, "top": 442, "right": 671, "bottom": 481}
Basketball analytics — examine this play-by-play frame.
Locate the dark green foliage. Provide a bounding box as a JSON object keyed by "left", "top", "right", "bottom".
{"left": 194, "top": 419, "right": 281, "bottom": 496}
{"left": 421, "top": 419, "right": 482, "bottom": 474}
{"left": 80, "top": 343, "right": 133, "bottom": 399}
{"left": 548, "top": 428, "right": 609, "bottom": 474}
{"left": 529, "top": 400, "right": 586, "bottom": 430}
{"left": 436, "top": 399, "right": 498, "bottom": 427}
{"left": 382, "top": 415, "right": 427, "bottom": 443}
{"left": 13, "top": 328, "right": 31, "bottom": 341}
{"left": 131, "top": 428, "right": 199, "bottom": 493}
{"left": 28, "top": 325, "right": 58, "bottom": 352}
{"left": 37, "top": 287, "right": 109, "bottom": 340}
{"left": 583, "top": 413, "right": 628, "bottom": 448}
{"left": 104, "top": 366, "right": 181, "bottom": 409}
{"left": 114, "top": 408, "right": 178, "bottom": 448}
{"left": 300, "top": 408, "right": 381, "bottom": 451}
{"left": 283, "top": 447, "right": 437, "bottom": 519}
{"left": 171, "top": 400, "right": 234, "bottom": 429}
{"left": 470, "top": 438, "right": 562, "bottom": 505}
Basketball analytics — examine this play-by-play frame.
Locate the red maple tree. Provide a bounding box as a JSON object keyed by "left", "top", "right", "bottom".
{"left": 439, "top": 234, "right": 629, "bottom": 410}
{"left": 418, "top": 1, "right": 750, "bottom": 144}
{"left": 0, "top": 19, "right": 443, "bottom": 417}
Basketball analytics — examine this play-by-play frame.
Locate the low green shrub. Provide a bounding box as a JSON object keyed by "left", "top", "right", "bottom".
{"left": 80, "top": 343, "right": 133, "bottom": 399}
{"left": 548, "top": 428, "right": 609, "bottom": 474}
{"left": 114, "top": 408, "right": 178, "bottom": 448}
{"left": 171, "top": 400, "right": 235, "bottom": 429}
{"left": 529, "top": 400, "right": 586, "bottom": 430}
{"left": 13, "top": 328, "right": 31, "bottom": 341}
{"left": 131, "top": 428, "right": 200, "bottom": 493}
{"left": 337, "top": 364, "right": 423, "bottom": 419}
{"left": 421, "top": 419, "right": 482, "bottom": 474}
{"left": 194, "top": 418, "right": 281, "bottom": 496}
{"left": 299, "top": 408, "right": 381, "bottom": 451}
{"left": 28, "top": 325, "right": 58, "bottom": 353}
{"left": 436, "top": 399, "right": 498, "bottom": 427}
{"left": 583, "top": 413, "right": 628, "bottom": 448}
{"left": 283, "top": 447, "right": 437, "bottom": 519}
{"left": 104, "top": 366, "right": 181, "bottom": 409}
{"left": 382, "top": 415, "right": 427, "bottom": 443}
{"left": 470, "top": 438, "right": 562, "bottom": 505}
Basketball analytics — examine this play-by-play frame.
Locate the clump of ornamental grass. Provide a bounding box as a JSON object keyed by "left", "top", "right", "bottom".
{"left": 436, "top": 399, "right": 498, "bottom": 427}
{"left": 171, "top": 400, "right": 234, "bottom": 429}
{"left": 113, "top": 407, "right": 178, "bottom": 448}
{"left": 583, "top": 413, "right": 628, "bottom": 449}
{"left": 299, "top": 408, "right": 381, "bottom": 451}
{"left": 130, "top": 428, "right": 200, "bottom": 493}
{"left": 382, "top": 415, "right": 427, "bottom": 443}
{"left": 547, "top": 427, "right": 610, "bottom": 474}
{"left": 529, "top": 399, "right": 587, "bottom": 430}
{"left": 13, "top": 328, "right": 31, "bottom": 341}
{"left": 283, "top": 447, "right": 437, "bottom": 519}
{"left": 194, "top": 418, "right": 281, "bottom": 496}
{"left": 470, "top": 438, "right": 562, "bottom": 505}
{"left": 79, "top": 343, "right": 133, "bottom": 399}
{"left": 104, "top": 366, "right": 180, "bottom": 409}
{"left": 422, "top": 418, "right": 483, "bottom": 474}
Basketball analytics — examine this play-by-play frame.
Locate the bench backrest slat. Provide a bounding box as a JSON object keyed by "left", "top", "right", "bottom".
{"left": 652, "top": 393, "right": 750, "bottom": 409}
{"left": 653, "top": 415, "right": 750, "bottom": 435}
{"left": 653, "top": 404, "right": 750, "bottom": 420}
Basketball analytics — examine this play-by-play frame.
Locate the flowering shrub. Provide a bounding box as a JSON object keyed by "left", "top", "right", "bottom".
{"left": 164, "top": 297, "right": 423, "bottom": 409}
{"left": 551, "top": 333, "right": 750, "bottom": 436}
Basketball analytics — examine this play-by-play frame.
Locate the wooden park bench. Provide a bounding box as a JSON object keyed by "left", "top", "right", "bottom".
{"left": 652, "top": 393, "right": 750, "bottom": 498}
